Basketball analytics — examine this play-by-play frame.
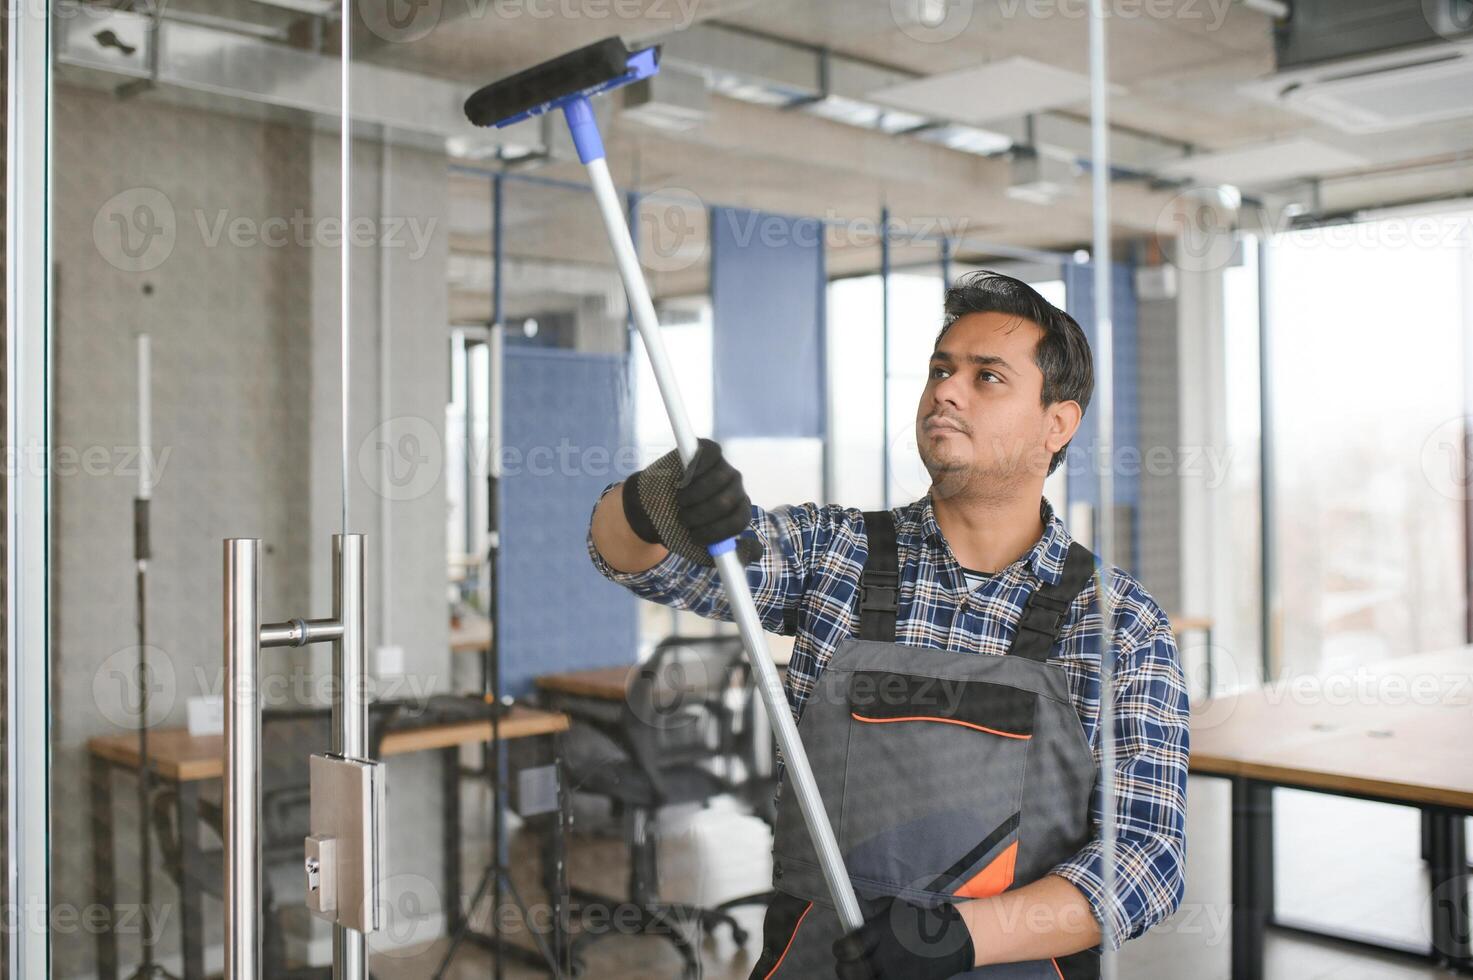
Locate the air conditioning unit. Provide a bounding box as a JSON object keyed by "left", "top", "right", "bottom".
{"left": 1241, "top": 0, "right": 1473, "bottom": 133}
{"left": 1244, "top": 40, "right": 1473, "bottom": 132}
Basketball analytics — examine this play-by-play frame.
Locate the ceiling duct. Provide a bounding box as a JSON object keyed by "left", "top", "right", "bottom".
{"left": 54, "top": 2, "right": 543, "bottom": 157}
{"left": 620, "top": 64, "right": 711, "bottom": 133}
{"left": 1005, "top": 150, "right": 1081, "bottom": 205}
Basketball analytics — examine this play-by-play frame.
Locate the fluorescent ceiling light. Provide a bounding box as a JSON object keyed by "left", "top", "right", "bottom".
{"left": 709, "top": 74, "right": 807, "bottom": 107}
{"left": 869, "top": 57, "right": 1113, "bottom": 125}
{"left": 1157, "top": 137, "right": 1365, "bottom": 186}
{"left": 913, "top": 123, "right": 1012, "bottom": 156}
{"left": 802, "top": 95, "right": 927, "bottom": 134}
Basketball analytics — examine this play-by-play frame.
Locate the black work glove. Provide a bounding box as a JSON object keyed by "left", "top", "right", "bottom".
{"left": 833, "top": 897, "right": 975, "bottom": 980}
{"left": 622, "top": 438, "right": 763, "bottom": 567}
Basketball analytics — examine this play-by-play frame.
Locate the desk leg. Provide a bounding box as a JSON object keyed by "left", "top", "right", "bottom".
{"left": 1426, "top": 808, "right": 1471, "bottom": 969}
{"left": 175, "top": 780, "right": 206, "bottom": 980}
{"left": 91, "top": 756, "right": 119, "bottom": 980}
{"left": 522, "top": 734, "right": 571, "bottom": 975}
{"left": 443, "top": 746, "right": 464, "bottom": 938}
{"left": 549, "top": 733, "right": 570, "bottom": 973}
{"left": 1231, "top": 778, "right": 1273, "bottom": 980}
{"left": 1203, "top": 627, "right": 1215, "bottom": 700}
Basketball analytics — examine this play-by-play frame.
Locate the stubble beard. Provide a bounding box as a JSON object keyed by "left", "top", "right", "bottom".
{"left": 919, "top": 437, "right": 1029, "bottom": 507}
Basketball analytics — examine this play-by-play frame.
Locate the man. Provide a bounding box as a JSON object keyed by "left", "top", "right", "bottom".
{"left": 588, "top": 271, "right": 1188, "bottom": 978}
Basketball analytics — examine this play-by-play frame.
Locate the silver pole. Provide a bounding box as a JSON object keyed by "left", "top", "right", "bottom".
{"left": 332, "top": 533, "right": 369, "bottom": 978}
{"left": 224, "top": 538, "right": 263, "bottom": 980}
{"left": 378, "top": 137, "right": 393, "bottom": 648}
{"left": 7, "top": 0, "right": 52, "bottom": 974}
{"left": 582, "top": 154, "right": 864, "bottom": 932}
{"left": 339, "top": 0, "right": 351, "bottom": 537}
{"left": 1088, "top": 0, "right": 1120, "bottom": 970}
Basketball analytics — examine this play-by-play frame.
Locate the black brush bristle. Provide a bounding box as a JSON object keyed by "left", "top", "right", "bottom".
{"left": 465, "top": 37, "right": 634, "bottom": 127}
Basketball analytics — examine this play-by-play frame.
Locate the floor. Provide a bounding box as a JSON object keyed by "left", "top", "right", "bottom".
{"left": 369, "top": 774, "right": 1470, "bottom": 979}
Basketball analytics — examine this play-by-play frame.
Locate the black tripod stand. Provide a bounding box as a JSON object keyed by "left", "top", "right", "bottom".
{"left": 127, "top": 492, "right": 178, "bottom": 980}
{"left": 434, "top": 327, "right": 568, "bottom": 978}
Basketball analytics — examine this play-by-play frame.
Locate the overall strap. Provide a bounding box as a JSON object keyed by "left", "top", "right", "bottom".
{"left": 858, "top": 510, "right": 899, "bottom": 643}
{"left": 1009, "top": 542, "right": 1097, "bottom": 663}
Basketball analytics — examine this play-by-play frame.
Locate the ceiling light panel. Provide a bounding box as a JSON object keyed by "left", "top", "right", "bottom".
{"left": 869, "top": 57, "right": 1106, "bottom": 125}
{"left": 1157, "top": 138, "right": 1366, "bottom": 186}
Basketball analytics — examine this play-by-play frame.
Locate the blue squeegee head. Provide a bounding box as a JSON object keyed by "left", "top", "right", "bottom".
{"left": 463, "top": 37, "right": 660, "bottom": 130}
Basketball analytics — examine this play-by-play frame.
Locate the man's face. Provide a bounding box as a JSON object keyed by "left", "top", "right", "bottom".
{"left": 915, "top": 312, "right": 1067, "bottom": 500}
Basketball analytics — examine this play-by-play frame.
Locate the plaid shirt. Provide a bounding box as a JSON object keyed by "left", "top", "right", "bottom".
{"left": 588, "top": 493, "right": 1189, "bottom": 949}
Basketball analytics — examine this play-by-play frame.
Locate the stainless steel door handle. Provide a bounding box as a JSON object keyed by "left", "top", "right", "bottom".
{"left": 223, "top": 533, "right": 378, "bottom": 980}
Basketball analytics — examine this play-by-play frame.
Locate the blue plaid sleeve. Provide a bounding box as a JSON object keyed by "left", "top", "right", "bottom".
{"left": 1049, "top": 623, "right": 1190, "bottom": 948}
{"left": 586, "top": 483, "right": 840, "bottom": 637}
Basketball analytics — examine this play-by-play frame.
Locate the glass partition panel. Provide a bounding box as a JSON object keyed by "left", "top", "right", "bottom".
{"left": 50, "top": 2, "right": 334, "bottom": 972}
{"left": 1269, "top": 212, "right": 1469, "bottom": 677}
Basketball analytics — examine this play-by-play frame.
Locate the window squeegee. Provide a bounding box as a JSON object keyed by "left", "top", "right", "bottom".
{"left": 464, "top": 37, "right": 865, "bottom": 934}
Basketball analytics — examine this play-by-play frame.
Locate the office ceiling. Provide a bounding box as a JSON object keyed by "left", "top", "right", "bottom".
{"left": 348, "top": 0, "right": 1473, "bottom": 314}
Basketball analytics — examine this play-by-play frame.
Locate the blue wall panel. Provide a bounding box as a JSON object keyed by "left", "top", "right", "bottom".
{"left": 710, "top": 206, "right": 827, "bottom": 439}
{"left": 498, "top": 348, "right": 639, "bottom": 697}
{"left": 1064, "top": 262, "right": 1140, "bottom": 571}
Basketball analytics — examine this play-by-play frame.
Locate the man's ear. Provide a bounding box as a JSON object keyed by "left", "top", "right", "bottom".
{"left": 1043, "top": 400, "right": 1083, "bottom": 458}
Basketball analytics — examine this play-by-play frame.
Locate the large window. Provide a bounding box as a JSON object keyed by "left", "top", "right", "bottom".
{"left": 828, "top": 272, "right": 886, "bottom": 508}
{"left": 1222, "top": 239, "right": 1264, "bottom": 686}
{"left": 1268, "top": 211, "right": 1470, "bottom": 677}
{"left": 633, "top": 300, "right": 715, "bottom": 455}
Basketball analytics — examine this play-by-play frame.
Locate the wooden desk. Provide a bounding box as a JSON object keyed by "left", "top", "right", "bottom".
{"left": 88, "top": 706, "right": 568, "bottom": 781}
{"left": 449, "top": 614, "right": 492, "bottom": 653}
{"left": 536, "top": 664, "right": 639, "bottom": 701}
{"left": 1169, "top": 614, "right": 1214, "bottom": 634}
{"left": 88, "top": 706, "right": 569, "bottom": 980}
{"left": 1189, "top": 648, "right": 1473, "bottom": 978}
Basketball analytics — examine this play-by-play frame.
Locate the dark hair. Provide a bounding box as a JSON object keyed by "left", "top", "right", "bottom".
{"left": 935, "top": 270, "right": 1094, "bottom": 475}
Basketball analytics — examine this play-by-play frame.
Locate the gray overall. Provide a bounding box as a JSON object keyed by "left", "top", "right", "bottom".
{"left": 750, "top": 511, "right": 1101, "bottom": 979}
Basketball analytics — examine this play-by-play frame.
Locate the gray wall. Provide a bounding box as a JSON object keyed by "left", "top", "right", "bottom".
{"left": 51, "top": 83, "right": 450, "bottom": 976}
{"left": 1137, "top": 288, "right": 1183, "bottom": 616}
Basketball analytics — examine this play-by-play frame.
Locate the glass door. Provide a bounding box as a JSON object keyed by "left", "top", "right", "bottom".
{"left": 25, "top": 0, "right": 468, "bottom": 974}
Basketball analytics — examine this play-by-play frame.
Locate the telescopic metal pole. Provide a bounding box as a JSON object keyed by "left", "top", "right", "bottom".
{"left": 579, "top": 144, "right": 864, "bottom": 932}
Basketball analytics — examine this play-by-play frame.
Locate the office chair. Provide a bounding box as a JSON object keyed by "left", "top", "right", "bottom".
{"left": 560, "top": 636, "right": 774, "bottom": 979}
{"left": 632, "top": 634, "right": 782, "bottom": 825}
{"left": 152, "top": 703, "right": 400, "bottom": 980}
